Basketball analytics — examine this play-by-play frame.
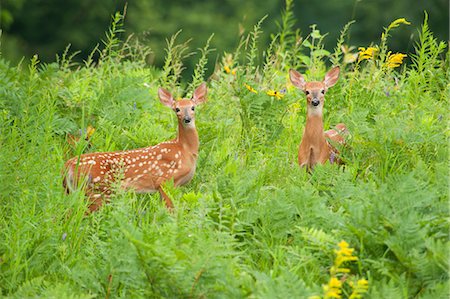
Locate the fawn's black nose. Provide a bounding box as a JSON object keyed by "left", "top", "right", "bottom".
{"left": 183, "top": 116, "right": 192, "bottom": 124}
{"left": 311, "top": 99, "right": 320, "bottom": 106}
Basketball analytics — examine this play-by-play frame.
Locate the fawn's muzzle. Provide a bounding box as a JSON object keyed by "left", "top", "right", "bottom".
{"left": 311, "top": 99, "right": 320, "bottom": 106}
{"left": 183, "top": 116, "right": 192, "bottom": 124}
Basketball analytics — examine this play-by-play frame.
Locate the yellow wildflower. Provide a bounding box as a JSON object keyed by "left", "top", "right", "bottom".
{"left": 245, "top": 83, "right": 257, "bottom": 94}
{"left": 266, "top": 89, "right": 285, "bottom": 100}
{"left": 224, "top": 65, "right": 237, "bottom": 75}
{"left": 358, "top": 47, "right": 378, "bottom": 61}
{"left": 357, "top": 279, "right": 369, "bottom": 287}
{"left": 387, "top": 18, "right": 411, "bottom": 30}
{"left": 68, "top": 125, "right": 95, "bottom": 148}
{"left": 357, "top": 279, "right": 369, "bottom": 291}
{"left": 313, "top": 241, "right": 368, "bottom": 299}
{"left": 324, "top": 289, "right": 342, "bottom": 299}
{"left": 385, "top": 52, "right": 407, "bottom": 68}
{"left": 349, "top": 279, "right": 369, "bottom": 299}
{"left": 328, "top": 277, "right": 342, "bottom": 288}
{"left": 86, "top": 125, "right": 96, "bottom": 138}
{"left": 332, "top": 240, "right": 358, "bottom": 275}
{"left": 324, "top": 277, "right": 342, "bottom": 299}
{"left": 336, "top": 240, "right": 355, "bottom": 256}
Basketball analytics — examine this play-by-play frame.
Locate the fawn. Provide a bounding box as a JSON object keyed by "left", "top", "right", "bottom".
{"left": 289, "top": 67, "right": 348, "bottom": 169}
{"left": 63, "top": 83, "right": 207, "bottom": 212}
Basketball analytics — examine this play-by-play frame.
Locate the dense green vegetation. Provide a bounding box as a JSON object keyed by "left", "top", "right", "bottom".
{"left": 0, "top": 5, "right": 448, "bottom": 299}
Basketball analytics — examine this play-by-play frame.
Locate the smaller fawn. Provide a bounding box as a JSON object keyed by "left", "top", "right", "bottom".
{"left": 63, "top": 83, "right": 207, "bottom": 212}
{"left": 289, "top": 67, "right": 348, "bottom": 169}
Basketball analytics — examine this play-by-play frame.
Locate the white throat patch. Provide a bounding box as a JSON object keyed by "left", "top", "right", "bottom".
{"left": 307, "top": 104, "right": 323, "bottom": 116}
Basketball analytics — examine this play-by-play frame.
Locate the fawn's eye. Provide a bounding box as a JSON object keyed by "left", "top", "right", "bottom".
{"left": 191, "top": 106, "right": 195, "bottom": 111}
{"left": 321, "top": 89, "right": 325, "bottom": 94}
{"left": 305, "top": 91, "right": 310, "bottom": 95}
{"left": 175, "top": 108, "right": 181, "bottom": 112}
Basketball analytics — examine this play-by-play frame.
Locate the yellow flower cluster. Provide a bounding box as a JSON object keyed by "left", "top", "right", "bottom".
{"left": 358, "top": 47, "right": 377, "bottom": 61}
{"left": 309, "top": 240, "right": 369, "bottom": 299}
{"left": 223, "top": 65, "right": 236, "bottom": 75}
{"left": 86, "top": 125, "right": 96, "bottom": 138}
{"left": 222, "top": 53, "right": 237, "bottom": 76}
{"left": 331, "top": 240, "right": 358, "bottom": 276}
{"left": 387, "top": 18, "right": 411, "bottom": 30}
{"left": 245, "top": 83, "right": 257, "bottom": 94}
{"left": 324, "top": 277, "right": 342, "bottom": 299}
{"left": 266, "top": 89, "right": 285, "bottom": 100}
{"left": 358, "top": 45, "right": 406, "bottom": 70}
{"left": 349, "top": 279, "right": 369, "bottom": 299}
{"left": 385, "top": 52, "right": 407, "bottom": 68}
{"left": 243, "top": 84, "right": 287, "bottom": 100}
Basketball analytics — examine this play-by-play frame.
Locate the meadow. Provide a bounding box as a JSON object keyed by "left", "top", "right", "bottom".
{"left": 0, "top": 6, "right": 448, "bottom": 299}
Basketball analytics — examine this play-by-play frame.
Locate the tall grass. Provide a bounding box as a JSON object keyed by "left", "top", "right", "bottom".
{"left": 0, "top": 3, "right": 448, "bottom": 298}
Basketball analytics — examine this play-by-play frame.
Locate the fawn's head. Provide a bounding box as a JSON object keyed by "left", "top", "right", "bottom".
{"left": 289, "top": 67, "right": 340, "bottom": 115}
{"left": 158, "top": 83, "right": 208, "bottom": 128}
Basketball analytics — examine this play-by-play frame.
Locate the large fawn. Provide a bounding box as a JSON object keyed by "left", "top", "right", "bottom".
{"left": 63, "top": 83, "right": 207, "bottom": 212}
{"left": 289, "top": 67, "right": 347, "bottom": 169}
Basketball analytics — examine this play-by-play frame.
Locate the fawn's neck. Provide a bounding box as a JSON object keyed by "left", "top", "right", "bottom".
{"left": 303, "top": 112, "right": 326, "bottom": 147}
{"left": 177, "top": 123, "right": 199, "bottom": 156}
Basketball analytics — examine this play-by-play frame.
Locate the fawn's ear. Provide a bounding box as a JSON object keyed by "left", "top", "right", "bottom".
{"left": 158, "top": 87, "right": 175, "bottom": 108}
{"left": 289, "top": 69, "right": 306, "bottom": 90}
{"left": 192, "top": 82, "right": 207, "bottom": 105}
{"left": 323, "top": 66, "right": 340, "bottom": 88}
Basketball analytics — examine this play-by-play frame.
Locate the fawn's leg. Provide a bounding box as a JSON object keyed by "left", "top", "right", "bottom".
{"left": 87, "top": 194, "right": 105, "bottom": 213}
{"left": 158, "top": 186, "right": 174, "bottom": 210}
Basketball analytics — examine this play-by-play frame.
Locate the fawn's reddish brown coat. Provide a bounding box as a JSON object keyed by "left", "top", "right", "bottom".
{"left": 63, "top": 83, "right": 207, "bottom": 212}
{"left": 289, "top": 67, "right": 348, "bottom": 169}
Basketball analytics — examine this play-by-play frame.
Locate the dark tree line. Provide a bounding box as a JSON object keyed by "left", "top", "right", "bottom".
{"left": 1, "top": 0, "right": 448, "bottom": 67}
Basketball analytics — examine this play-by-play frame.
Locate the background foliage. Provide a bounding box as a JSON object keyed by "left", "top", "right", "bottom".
{"left": 1, "top": 0, "right": 448, "bottom": 75}
{"left": 0, "top": 1, "right": 449, "bottom": 298}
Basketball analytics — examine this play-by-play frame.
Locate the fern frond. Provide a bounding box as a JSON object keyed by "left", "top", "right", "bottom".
{"left": 246, "top": 15, "right": 268, "bottom": 74}
{"left": 159, "top": 30, "right": 194, "bottom": 94}
{"left": 189, "top": 34, "right": 215, "bottom": 94}
{"left": 331, "top": 20, "right": 355, "bottom": 66}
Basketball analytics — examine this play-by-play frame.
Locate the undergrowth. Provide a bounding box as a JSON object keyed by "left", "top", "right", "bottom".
{"left": 0, "top": 2, "right": 448, "bottom": 298}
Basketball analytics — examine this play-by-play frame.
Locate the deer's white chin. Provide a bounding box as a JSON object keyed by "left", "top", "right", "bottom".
{"left": 182, "top": 121, "right": 196, "bottom": 128}
{"left": 307, "top": 105, "right": 323, "bottom": 116}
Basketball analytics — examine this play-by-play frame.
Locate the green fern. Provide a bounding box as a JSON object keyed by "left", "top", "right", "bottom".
{"left": 56, "top": 44, "right": 81, "bottom": 71}
{"left": 411, "top": 12, "right": 447, "bottom": 73}
{"left": 298, "top": 226, "right": 337, "bottom": 251}
{"left": 330, "top": 20, "right": 355, "bottom": 66}
{"left": 100, "top": 8, "right": 126, "bottom": 62}
{"left": 159, "top": 30, "right": 194, "bottom": 94}
{"left": 245, "top": 15, "right": 268, "bottom": 75}
{"left": 188, "top": 33, "right": 215, "bottom": 95}
{"left": 0, "top": 7, "right": 448, "bottom": 299}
